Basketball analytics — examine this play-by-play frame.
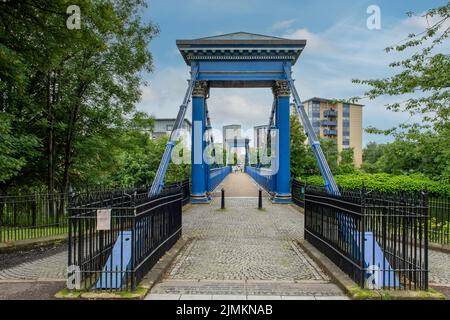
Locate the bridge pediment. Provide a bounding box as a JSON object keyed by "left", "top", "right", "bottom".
{"left": 177, "top": 32, "right": 306, "bottom": 88}
{"left": 177, "top": 32, "right": 306, "bottom": 66}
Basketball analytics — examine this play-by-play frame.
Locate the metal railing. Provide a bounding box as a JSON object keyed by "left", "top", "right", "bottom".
{"left": 245, "top": 166, "right": 275, "bottom": 193}
{"left": 428, "top": 194, "right": 450, "bottom": 245}
{"left": 208, "top": 166, "right": 231, "bottom": 192}
{"left": 1, "top": 180, "right": 190, "bottom": 243}
{"left": 0, "top": 193, "right": 68, "bottom": 242}
{"left": 291, "top": 180, "right": 305, "bottom": 208}
{"left": 292, "top": 180, "right": 449, "bottom": 246}
{"left": 303, "top": 185, "right": 428, "bottom": 290}
{"left": 68, "top": 187, "right": 183, "bottom": 291}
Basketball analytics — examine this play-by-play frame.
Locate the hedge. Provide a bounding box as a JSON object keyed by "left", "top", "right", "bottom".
{"left": 300, "top": 173, "right": 450, "bottom": 196}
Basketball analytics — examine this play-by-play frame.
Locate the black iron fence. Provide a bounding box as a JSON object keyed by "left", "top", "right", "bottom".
{"left": 304, "top": 185, "right": 428, "bottom": 290}
{"left": 0, "top": 179, "right": 190, "bottom": 243}
{"left": 292, "top": 180, "right": 305, "bottom": 208}
{"left": 292, "top": 180, "right": 449, "bottom": 246}
{"left": 428, "top": 194, "right": 449, "bottom": 245}
{"left": 0, "top": 192, "right": 68, "bottom": 242}
{"left": 68, "top": 186, "right": 183, "bottom": 291}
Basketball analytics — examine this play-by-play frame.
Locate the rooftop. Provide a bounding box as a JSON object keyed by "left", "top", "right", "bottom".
{"left": 154, "top": 118, "right": 192, "bottom": 126}
{"left": 303, "top": 97, "right": 364, "bottom": 107}
{"left": 176, "top": 32, "right": 306, "bottom": 65}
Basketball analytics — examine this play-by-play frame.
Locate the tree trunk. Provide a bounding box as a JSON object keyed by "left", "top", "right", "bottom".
{"left": 46, "top": 71, "right": 55, "bottom": 220}
{"left": 47, "top": 71, "right": 55, "bottom": 194}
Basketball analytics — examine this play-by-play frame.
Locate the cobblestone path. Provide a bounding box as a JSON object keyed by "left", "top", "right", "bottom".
{"left": 0, "top": 251, "right": 66, "bottom": 281}
{"left": 0, "top": 173, "right": 448, "bottom": 300}
{"left": 148, "top": 173, "right": 347, "bottom": 300}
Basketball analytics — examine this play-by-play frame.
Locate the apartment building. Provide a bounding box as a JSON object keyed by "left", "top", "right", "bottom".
{"left": 222, "top": 124, "right": 242, "bottom": 148}
{"left": 303, "top": 98, "right": 363, "bottom": 167}
{"left": 152, "top": 118, "right": 192, "bottom": 140}
{"left": 253, "top": 125, "right": 269, "bottom": 151}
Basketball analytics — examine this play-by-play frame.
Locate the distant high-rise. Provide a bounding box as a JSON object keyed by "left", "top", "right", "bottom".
{"left": 303, "top": 98, "right": 363, "bottom": 167}
{"left": 222, "top": 124, "right": 241, "bottom": 149}
{"left": 253, "top": 125, "right": 269, "bottom": 152}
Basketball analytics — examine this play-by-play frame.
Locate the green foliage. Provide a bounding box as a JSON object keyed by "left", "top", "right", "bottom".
{"left": 0, "top": 1, "right": 161, "bottom": 193}
{"left": 302, "top": 173, "right": 450, "bottom": 196}
{"left": 362, "top": 128, "right": 450, "bottom": 180}
{"left": 0, "top": 113, "right": 39, "bottom": 184}
{"left": 352, "top": 3, "right": 450, "bottom": 133}
{"left": 338, "top": 148, "right": 356, "bottom": 174}
{"left": 353, "top": 3, "right": 449, "bottom": 184}
{"left": 320, "top": 138, "right": 338, "bottom": 173}
{"left": 290, "top": 115, "right": 317, "bottom": 177}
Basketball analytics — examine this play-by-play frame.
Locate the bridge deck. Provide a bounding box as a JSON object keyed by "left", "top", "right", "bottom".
{"left": 211, "top": 172, "right": 265, "bottom": 198}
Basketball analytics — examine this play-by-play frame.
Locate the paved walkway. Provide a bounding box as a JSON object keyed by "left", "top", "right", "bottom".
{"left": 211, "top": 172, "right": 261, "bottom": 197}
{"left": 147, "top": 173, "right": 347, "bottom": 300}
{"left": 0, "top": 173, "right": 448, "bottom": 299}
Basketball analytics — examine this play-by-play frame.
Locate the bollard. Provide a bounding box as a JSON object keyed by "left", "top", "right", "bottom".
{"left": 258, "top": 189, "right": 263, "bottom": 209}
{"left": 221, "top": 188, "right": 225, "bottom": 209}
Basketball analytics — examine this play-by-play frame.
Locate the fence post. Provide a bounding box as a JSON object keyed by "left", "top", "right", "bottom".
{"left": 423, "top": 190, "right": 429, "bottom": 290}
{"left": 32, "top": 192, "right": 37, "bottom": 227}
{"left": 221, "top": 188, "right": 225, "bottom": 209}
{"left": 258, "top": 189, "right": 263, "bottom": 210}
{"left": 360, "top": 185, "right": 366, "bottom": 288}
{"left": 0, "top": 196, "right": 3, "bottom": 242}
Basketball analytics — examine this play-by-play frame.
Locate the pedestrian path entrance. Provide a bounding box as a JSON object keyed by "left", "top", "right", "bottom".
{"left": 209, "top": 172, "right": 265, "bottom": 198}
{"left": 146, "top": 181, "right": 348, "bottom": 300}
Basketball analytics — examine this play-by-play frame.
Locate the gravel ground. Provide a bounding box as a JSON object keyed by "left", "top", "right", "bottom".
{"left": 0, "top": 243, "right": 67, "bottom": 270}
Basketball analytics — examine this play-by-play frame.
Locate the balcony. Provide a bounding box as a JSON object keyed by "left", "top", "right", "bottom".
{"left": 324, "top": 109, "right": 337, "bottom": 117}
{"left": 321, "top": 120, "right": 337, "bottom": 126}
{"left": 323, "top": 129, "right": 337, "bottom": 136}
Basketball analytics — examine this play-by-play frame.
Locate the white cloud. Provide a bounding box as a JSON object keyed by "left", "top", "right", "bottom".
{"left": 137, "top": 66, "right": 191, "bottom": 119}
{"left": 137, "top": 12, "right": 449, "bottom": 147}
{"left": 271, "top": 19, "right": 296, "bottom": 31}
{"left": 283, "top": 28, "right": 333, "bottom": 53}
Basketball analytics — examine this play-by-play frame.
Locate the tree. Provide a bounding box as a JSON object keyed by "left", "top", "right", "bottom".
{"left": 0, "top": 1, "right": 159, "bottom": 194}
{"left": 0, "top": 114, "right": 39, "bottom": 191}
{"left": 338, "top": 148, "right": 356, "bottom": 174}
{"left": 320, "top": 138, "right": 339, "bottom": 174}
{"left": 352, "top": 3, "right": 449, "bottom": 134}
{"left": 290, "top": 114, "right": 317, "bottom": 178}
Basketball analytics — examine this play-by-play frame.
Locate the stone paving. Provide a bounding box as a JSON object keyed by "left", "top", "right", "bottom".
{"left": 148, "top": 173, "right": 345, "bottom": 299}
{"left": 0, "top": 172, "right": 448, "bottom": 300}
{"left": 429, "top": 250, "right": 450, "bottom": 286}
{"left": 0, "top": 251, "right": 66, "bottom": 281}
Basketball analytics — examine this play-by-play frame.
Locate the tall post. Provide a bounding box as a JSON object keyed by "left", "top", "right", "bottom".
{"left": 273, "top": 80, "right": 291, "bottom": 203}
{"left": 191, "top": 81, "right": 209, "bottom": 203}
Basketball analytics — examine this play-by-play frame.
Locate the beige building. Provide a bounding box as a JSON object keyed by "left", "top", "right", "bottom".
{"left": 303, "top": 98, "right": 363, "bottom": 167}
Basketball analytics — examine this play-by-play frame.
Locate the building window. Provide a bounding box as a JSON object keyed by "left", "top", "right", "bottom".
{"left": 342, "top": 104, "right": 350, "bottom": 147}
{"left": 166, "top": 124, "right": 173, "bottom": 131}
{"left": 312, "top": 102, "right": 321, "bottom": 135}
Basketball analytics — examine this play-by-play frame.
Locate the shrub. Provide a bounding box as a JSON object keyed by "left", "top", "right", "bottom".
{"left": 300, "top": 173, "right": 450, "bottom": 196}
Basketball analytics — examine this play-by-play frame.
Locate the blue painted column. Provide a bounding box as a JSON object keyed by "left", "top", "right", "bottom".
{"left": 273, "top": 81, "right": 291, "bottom": 203}
{"left": 191, "top": 81, "right": 209, "bottom": 203}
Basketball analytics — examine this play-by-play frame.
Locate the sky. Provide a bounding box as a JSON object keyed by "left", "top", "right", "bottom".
{"left": 137, "top": 0, "right": 448, "bottom": 146}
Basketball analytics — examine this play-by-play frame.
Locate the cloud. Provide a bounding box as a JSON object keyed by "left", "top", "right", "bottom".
{"left": 283, "top": 28, "right": 333, "bottom": 53}
{"left": 137, "top": 11, "right": 449, "bottom": 147}
{"left": 137, "top": 66, "right": 191, "bottom": 119}
{"left": 271, "top": 19, "right": 296, "bottom": 31}
{"left": 137, "top": 69, "right": 272, "bottom": 147}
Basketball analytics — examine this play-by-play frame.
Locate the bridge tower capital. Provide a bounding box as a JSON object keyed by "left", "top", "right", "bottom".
{"left": 192, "top": 80, "right": 209, "bottom": 97}
{"left": 272, "top": 80, "right": 291, "bottom": 97}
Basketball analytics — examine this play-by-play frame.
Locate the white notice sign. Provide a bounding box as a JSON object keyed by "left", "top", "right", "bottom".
{"left": 97, "top": 209, "right": 111, "bottom": 231}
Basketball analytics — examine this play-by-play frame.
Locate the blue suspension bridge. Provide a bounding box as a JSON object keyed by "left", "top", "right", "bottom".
{"left": 101, "top": 32, "right": 397, "bottom": 289}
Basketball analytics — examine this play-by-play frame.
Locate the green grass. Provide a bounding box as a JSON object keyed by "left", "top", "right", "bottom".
{"left": 1, "top": 225, "right": 68, "bottom": 242}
